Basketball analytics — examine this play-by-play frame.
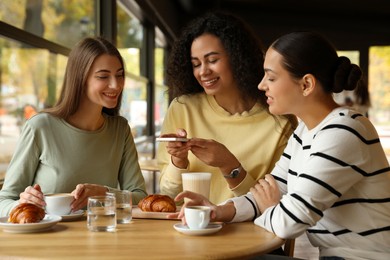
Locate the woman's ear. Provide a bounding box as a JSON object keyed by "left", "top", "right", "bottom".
{"left": 301, "top": 74, "right": 316, "bottom": 96}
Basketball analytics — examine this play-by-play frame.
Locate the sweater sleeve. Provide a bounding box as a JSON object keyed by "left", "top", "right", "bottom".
{"left": 117, "top": 124, "right": 148, "bottom": 204}
{"left": 221, "top": 193, "right": 260, "bottom": 223}
{"left": 230, "top": 122, "right": 292, "bottom": 196}
{"left": 157, "top": 100, "right": 189, "bottom": 198}
{"left": 0, "top": 123, "right": 40, "bottom": 216}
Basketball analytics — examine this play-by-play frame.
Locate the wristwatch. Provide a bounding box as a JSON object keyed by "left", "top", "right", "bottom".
{"left": 223, "top": 165, "right": 243, "bottom": 178}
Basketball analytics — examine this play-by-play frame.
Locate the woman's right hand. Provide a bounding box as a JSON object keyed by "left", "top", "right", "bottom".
{"left": 161, "top": 129, "right": 191, "bottom": 169}
{"left": 70, "top": 183, "right": 108, "bottom": 211}
{"left": 167, "top": 191, "right": 218, "bottom": 223}
{"left": 167, "top": 191, "right": 236, "bottom": 223}
{"left": 19, "top": 184, "right": 46, "bottom": 208}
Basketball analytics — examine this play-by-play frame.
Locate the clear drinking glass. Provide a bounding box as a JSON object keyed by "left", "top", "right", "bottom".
{"left": 107, "top": 190, "right": 132, "bottom": 224}
{"left": 87, "top": 195, "right": 116, "bottom": 232}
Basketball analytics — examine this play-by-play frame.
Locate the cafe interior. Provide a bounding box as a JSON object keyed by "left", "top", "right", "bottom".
{"left": 0, "top": 0, "right": 390, "bottom": 259}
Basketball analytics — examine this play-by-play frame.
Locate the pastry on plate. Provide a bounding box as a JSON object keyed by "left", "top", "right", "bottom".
{"left": 8, "top": 203, "right": 46, "bottom": 224}
{"left": 138, "top": 194, "right": 176, "bottom": 212}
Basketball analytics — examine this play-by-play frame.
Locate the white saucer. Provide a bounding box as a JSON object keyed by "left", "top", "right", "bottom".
{"left": 173, "top": 223, "right": 223, "bottom": 236}
{"left": 0, "top": 215, "right": 62, "bottom": 233}
{"left": 60, "top": 210, "right": 85, "bottom": 221}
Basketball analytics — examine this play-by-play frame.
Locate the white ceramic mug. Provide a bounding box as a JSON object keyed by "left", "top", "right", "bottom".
{"left": 182, "top": 172, "right": 211, "bottom": 199}
{"left": 184, "top": 206, "right": 211, "bottom": 230}
{"left": 44, "top": 193, "right": 74, "bottom": 216}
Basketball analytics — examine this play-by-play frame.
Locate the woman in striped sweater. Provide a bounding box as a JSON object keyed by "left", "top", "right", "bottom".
{"left": 171, "top": 32, "right": 390, "bottom": 259}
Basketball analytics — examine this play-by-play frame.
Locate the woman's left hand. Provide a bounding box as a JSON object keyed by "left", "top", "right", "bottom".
{"left": 189, "top": 138, "right": 238, "bottom": 170}
{"left": 70, "top": 183, "right": 108, "bottom": 211}
{"left": 250, "top": 174, "right": 281, "bottom": 213}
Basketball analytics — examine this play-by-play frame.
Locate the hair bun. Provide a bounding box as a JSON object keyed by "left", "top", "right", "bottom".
{"left": 333, "top": 56, "right": 362, "bottom": 93}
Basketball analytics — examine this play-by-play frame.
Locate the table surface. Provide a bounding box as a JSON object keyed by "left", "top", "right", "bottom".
{"left": 0, "top": 215, "right": 285, "bottom": 260}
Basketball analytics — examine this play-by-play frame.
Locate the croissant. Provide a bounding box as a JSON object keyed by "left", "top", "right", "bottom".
{"left": 8, "top": 203, "right": 46, "bottom": 224}
{"left": 138, "top": 194, "right": 176, "bottom": 212}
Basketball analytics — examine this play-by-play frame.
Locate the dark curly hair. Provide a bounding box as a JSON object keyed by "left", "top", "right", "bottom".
{"left": 166, "top": 11, "right": 267, "bottom": 107}
{"left": 271, "top": 31, "right": 363, "bottom": 94}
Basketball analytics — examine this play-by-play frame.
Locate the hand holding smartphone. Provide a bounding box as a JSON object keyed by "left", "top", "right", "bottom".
{"left": 156, "top": 137, "right": 189, "bottom": 142}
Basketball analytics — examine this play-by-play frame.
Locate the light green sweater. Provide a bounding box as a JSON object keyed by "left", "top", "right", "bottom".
{"left": 157, "top": 93, "right": 294, "bottom": 204}
{"left": 0, "top": 113, "right": 147, "bottom": 217}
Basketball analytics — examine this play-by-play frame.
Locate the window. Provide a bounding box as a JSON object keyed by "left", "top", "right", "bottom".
{"left": 0, "top": 0, "right": 170, "bottom": 182}
{"left": 154, "top": 28, "right": 169, "bottom": 136}
{"left": 117, "top": 4, "right": 147, "bottom": 139}
{"left": 0, "top": 36, "right": 66, "bottom": 181}
{"left": 0, "top": 0, "right": 95, "bottom": 48}
{"left": 369, "top": 46, "right": 390, "bottom": 126}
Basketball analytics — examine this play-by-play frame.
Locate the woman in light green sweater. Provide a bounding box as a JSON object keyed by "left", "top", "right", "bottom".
{"left": 157, "top": 12, "right": 297, "bottom": 204}
{"left": 0, "top": 37, "right": 147, "bottom": 217}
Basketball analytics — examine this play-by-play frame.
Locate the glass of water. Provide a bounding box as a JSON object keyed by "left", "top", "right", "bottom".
{"left": 107, "top": 190, "right": 132, "bottom": 224}
{"left": 87, "top": 195, "right": 116, "bottom": 232}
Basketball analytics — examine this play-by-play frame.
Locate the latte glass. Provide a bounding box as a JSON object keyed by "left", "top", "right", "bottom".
{"left": 182, "top": 172, "right": 211, "bottom": 202}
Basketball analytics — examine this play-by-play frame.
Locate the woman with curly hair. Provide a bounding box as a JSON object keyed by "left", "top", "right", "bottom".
{"left": 157, "top": 12, "right": 297, "bottom": 204}
{"left": 171, "top": 31, "right": 390, "bottom": 259}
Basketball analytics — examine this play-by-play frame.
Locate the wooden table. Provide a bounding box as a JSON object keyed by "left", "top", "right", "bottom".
{"left": 0, "top": 217, "right": 284, "bottom": 259}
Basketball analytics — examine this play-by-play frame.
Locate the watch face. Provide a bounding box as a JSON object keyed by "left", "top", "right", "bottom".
{"left": 231, "top": 169, "right": 240, "bottom": 178}
{"left": 224, "top": 166, "right": 241, "bottom": 178}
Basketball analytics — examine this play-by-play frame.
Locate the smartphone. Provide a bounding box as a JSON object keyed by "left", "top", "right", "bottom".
{"left": 156, "top": 137, "right": 189, "bottom": 142}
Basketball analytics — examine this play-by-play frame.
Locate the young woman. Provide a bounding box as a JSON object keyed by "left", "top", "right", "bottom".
{"left": 157, "top": 12, "right": 296, "bottom": 204}
{"left": 171, "top": 32, "right": 390, "bottom": 259}
{"left": 0, "top": 37, "right": 147, "bottom": 217}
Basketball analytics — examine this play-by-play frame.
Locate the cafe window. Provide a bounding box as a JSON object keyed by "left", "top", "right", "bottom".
{"left": 0, "top": 35, "right": 67, "bottom": 181}
{"left": 369, "top": 46, "right": 390, "bottom": 126}
{"left": 0, "top": 0, "right": 172, "bottom": 181}
{"left": 116, "top": 3, "right": 147, "bottom": 139}
{"left": 0, "top": 0, "right": 95, "bottom": 48}
{"left": 154, "top": 28, "right": 169, "bottom": 136}
{"left": 116, "top": 2, "right": 170, "bottom": 157}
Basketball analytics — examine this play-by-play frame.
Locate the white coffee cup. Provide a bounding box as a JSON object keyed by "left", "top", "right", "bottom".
{"left": 184, "top": 206, "right": 211, "bottom": 230}
{"left": 182, "top": 172, "right": 211, "bottom": 199}
{"left": 45, "top": 193, "right": 74, "bottom": 216}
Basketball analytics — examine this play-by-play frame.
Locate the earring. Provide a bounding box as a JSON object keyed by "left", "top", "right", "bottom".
{"left": 303, "top": 92, "right": 307, "bottom": 96}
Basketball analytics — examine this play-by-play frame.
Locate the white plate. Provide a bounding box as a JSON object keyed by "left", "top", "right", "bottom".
{"left": 0, "top": 215, "right": 62, "bottom": 233}
{"left": 173, "top": 223, "right": 223, "bottom": 236}
{"left": 60, "top": 210, "right": 85, "bottom": 221}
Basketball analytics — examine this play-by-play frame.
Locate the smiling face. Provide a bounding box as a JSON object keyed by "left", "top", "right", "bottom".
{"left": 190, "top": 33, "right": 237, "bottom": 97}
{"left": 258, "top": 48, "right": 304, "bottom": 116}
{"left": 84, "top": 54, "right": 124, "bottom": 111}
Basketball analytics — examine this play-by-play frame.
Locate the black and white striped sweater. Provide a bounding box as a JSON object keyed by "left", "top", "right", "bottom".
{"left": 228, "top": 107, "right": 390, "bottom": 259}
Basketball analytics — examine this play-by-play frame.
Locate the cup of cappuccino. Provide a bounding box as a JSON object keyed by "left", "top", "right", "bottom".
{"left": 44, "top": 193, "right": 74, "bottom": 216}
{"left": 184, "top": 206, "right": 211, "bottom": 230}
